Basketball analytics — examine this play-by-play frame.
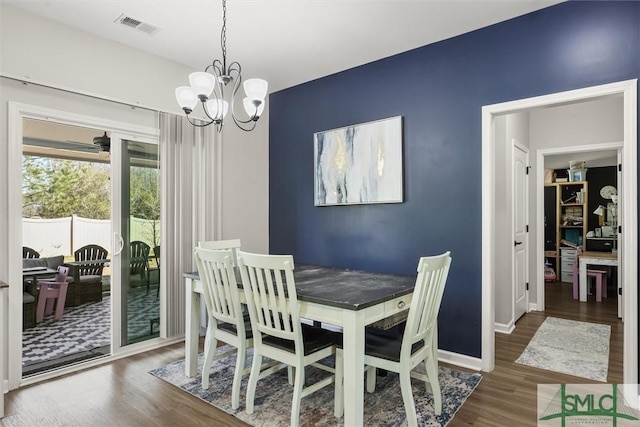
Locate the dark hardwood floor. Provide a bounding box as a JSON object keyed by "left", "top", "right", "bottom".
{"left": 2, "top": 280, "right": 622, "bottom": 426}
{"left": 453, "top": 280, "right": 623, "bottom": 426}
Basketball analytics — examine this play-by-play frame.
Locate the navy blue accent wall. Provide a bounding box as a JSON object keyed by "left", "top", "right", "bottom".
{"left": 269, "top": 1, "right": 639, "bottom": 358}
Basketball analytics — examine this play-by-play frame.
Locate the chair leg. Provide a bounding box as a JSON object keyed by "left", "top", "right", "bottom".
{"left": 201, "top": 323, "right": 217, "bottom": 390}
{"left": 425, "top": 357, "right": 442, "bottom": 416}
{"left": 290, "top": 363, "right": 305, "bottom": 427}
{"left": 595, "top": 274, "right": 603, "bottom": 302}
{"left": 54, "top": 284, "right": 68, "bottom": 320}
{"left": 366, "top": 366, "right": 376, "bottom": 393}
{"left": 246, "top": 350, "right": 263, "bottom": 415}
{"left": 399, "top": 369, "right": 418, "bottom": 427}
{"left": 231, "top": 342, "right": 246, "bottom": 409}
{"left": 35, "top": 288, "right": 47, "bottom": 323}
{"left": 288, "top": 366, "right": 294, "bottom": 385}
{"left": 334, "top": 348, "right": 344, "bottom": 418}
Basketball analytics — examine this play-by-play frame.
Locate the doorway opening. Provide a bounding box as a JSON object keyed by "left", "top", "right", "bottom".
{"left": 20, "top": 118, "right": 161, "bottom": 377}
{"left": 8, "top": 102, "right": 161, "bottom": 390}
{"left": 481, "top": 79, "right": 637, "bottom": 389}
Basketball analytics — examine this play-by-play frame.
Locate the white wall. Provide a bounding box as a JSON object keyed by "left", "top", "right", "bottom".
{"left": 0, "top": 4, "right": 270, "bottom": 274}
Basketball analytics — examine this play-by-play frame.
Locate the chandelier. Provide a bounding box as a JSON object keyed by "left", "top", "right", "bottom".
{"left": 174, "top": 0, "right": 268, "bottom": 132}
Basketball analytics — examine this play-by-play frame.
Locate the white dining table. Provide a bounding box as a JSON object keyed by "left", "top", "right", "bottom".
{"left": 578, "top": 251, "right": 618, "bottom": 302}
{"left": 184, "top": 264, "right": 415, "bottom": 427}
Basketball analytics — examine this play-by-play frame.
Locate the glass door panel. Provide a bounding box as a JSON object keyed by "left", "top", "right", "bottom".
{"left": 116, "top": 139, "right": 160, "bottom": 346}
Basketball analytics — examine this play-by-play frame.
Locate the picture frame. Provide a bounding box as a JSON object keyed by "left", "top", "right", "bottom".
{"left": 314, "top": 116, "right": 403, "bottom": 206}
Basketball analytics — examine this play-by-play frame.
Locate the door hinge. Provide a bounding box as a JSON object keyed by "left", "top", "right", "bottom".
{"left": 526, "top": 225, "right": 529, "bottom": 233}
{"left": 618, "top": 225, "right": 622, "bottom": 234}
{"left": 526, "top": 282, "right": 529, "bottom": 291}
{"left": 526, "top": 166, "right": 530, "bottom": 175}
{"left": 618, "top": 287, "right": 622, "bottom": 296}
{"left": 618, "top": 163, "right": 622, "bottom": 172}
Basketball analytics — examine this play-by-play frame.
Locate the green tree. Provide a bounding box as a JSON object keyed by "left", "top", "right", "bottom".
{"left": 130, "top": 166, "right": 161, "bottom": 246}
{"left": 22, "top": 156, "right": 111, "bottom": 219}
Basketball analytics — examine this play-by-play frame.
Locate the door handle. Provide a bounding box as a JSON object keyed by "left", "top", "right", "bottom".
{"left": 514, "top": 241, "right": 523, "bottom": 246}
{"left": 113, "top": 232, "right": 125, "bottom": 255}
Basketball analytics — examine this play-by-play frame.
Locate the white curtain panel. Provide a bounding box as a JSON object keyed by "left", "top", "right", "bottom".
{"left": 159, "top": 112, "right": 217, "bottom": 337}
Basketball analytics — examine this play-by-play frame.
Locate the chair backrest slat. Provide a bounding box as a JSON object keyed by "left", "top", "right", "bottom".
{"left": 74, "top": 244, "right": 108, "bottom": 276}
{"left": 195, "top": 248, "right": 243, "bottom": 327}
{"left": 238, "top": 251, "right": 301, "bottom": 343}
{"left": 402, "top": 252, "right": 451, "bottom": 358}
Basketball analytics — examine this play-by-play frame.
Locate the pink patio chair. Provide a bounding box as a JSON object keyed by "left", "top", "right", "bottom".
{"left": 35, "top": 266, "right": 70, "bottom": 322}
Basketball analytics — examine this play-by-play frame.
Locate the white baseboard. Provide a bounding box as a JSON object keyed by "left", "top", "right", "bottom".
{"left": 528, "top": 303, "right": 539, "bottom": 311}
{"left": 437, "top": 349, "right": 482, "bottom": 371}
{"left": 494, "top": 321, "right": 515, "bottom": 334}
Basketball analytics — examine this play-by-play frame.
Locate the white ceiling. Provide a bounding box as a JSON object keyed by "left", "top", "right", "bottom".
{"left": 4, "top": 0, "right": 565, "bottom": 93}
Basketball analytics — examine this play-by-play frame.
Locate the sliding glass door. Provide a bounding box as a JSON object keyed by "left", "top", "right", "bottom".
{"left": 111, "top": 136, "right": 160, "bottom": 347}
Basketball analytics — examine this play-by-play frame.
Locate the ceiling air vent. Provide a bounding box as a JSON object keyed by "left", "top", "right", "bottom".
{"left": 114, "top": 13, "right": 160, "bottom": 35}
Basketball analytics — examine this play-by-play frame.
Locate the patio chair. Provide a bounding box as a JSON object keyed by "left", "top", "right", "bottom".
{"left": 147, "top": 245, "right": 160, "bottom": 296}
{"left": 35, "top": 265, "right": 70, "bottom": 322}
{"left": 65, "top": 244, "right": 108, "bottom": 306}
{"left": 130, "top": 241, "right": 150, "bottom": 292}
{"left": 22, "top": 246, "right": 40, "bottom": 259}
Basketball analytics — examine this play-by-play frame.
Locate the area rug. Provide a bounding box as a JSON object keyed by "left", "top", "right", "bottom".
{"left": 150, "top": 348, "right": 482, "bottom": 426}
{"left": 515, "top": 316, "right": 610, "bottom": 382}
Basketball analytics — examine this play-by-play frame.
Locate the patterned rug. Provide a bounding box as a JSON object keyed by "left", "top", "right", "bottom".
{"left": 515, "top": 316, "right": 611, "bottom": 382}
{"left": 23, "top": 286, "right": 159, "bottom": 372}
{"left": 150, "top": 348, "right": 482, "bottom": 426}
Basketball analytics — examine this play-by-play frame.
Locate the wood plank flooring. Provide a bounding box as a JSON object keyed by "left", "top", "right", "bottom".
{"left": 1, "top": 281, "right": 622, "bottom": 426}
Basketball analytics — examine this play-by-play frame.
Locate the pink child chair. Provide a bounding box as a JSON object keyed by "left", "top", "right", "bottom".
{"left": 36, "top": 265, "right": 70, "bottom": 322}
{"left": 572, "top": 249, "right": 607, "bottom": 302}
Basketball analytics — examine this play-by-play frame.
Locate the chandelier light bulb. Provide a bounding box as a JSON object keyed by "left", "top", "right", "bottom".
{"left": 205, "top": 99, "right": 229, "bottom": 121}
{"left": 189, "top": 72, "right": 216, "bottom": 101}
{"left": 243, "top": 78, "right": 268, "bottom": 101}
{"left": 175, "top": 86, "right": 198, "bottom": 113}
{"left": 243, "top": 97, "right": 265, "bottom": 119}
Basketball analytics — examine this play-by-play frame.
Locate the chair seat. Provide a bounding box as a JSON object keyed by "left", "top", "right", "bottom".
{"left": 217, "top": 313, "right": 254, "bottom": 339}
{"left": 364, "top": 323, "right": 424, "bottom": 363}
{"left": 79, "top": 274, "right": 102, "bottom": 283}
{"left": 262, "top": 323, "right": 336, "bottom": 356}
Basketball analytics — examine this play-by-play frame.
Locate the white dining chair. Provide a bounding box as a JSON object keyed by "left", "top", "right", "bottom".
{"left": 198, "top": 239, "right": 241, "bottom": 266}
{"left": 238, "top": 251, "right": 338, "bottom": 427}
{"left": 335, "top": 251, "right": 451, "bottom": 427}
{"left": 195, "top": 247, "right": 283, "bottom": 409}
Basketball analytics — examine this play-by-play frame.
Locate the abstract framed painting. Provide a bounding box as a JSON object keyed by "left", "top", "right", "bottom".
{"left": 314, "top": 116, "right": 403, "bottom": 206}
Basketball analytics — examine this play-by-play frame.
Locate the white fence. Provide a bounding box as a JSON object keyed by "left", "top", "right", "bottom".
{"left": 23, "top": 215, "right": 159, "bottom": 257}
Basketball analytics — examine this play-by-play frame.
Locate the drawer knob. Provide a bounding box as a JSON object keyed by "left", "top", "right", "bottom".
{"left": 397, "top": 300, "right": 406, "bottom": 309}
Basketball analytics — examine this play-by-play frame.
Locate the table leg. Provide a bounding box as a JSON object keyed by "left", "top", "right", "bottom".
{"left": 342, "top": 310, "right": 366, "bottom": 426}
{"left": 185, "top": 277, "right": 200, "bottom": 377}
{"left": 579, "top": 258, "right": 587, "bottom": 302}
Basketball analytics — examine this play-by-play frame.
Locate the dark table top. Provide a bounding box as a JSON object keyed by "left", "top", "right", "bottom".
{"left": 185, "top": 264, "right": 415, "bottom": 311}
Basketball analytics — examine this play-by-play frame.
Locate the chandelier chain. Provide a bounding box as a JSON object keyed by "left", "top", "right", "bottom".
{"left": 221, "top": 0, "right": 227, "bottom": 71}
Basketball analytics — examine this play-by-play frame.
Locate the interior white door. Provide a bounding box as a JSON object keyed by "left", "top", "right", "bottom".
{"left": 513, "top": 141, "right": 529, "bottom": 322}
